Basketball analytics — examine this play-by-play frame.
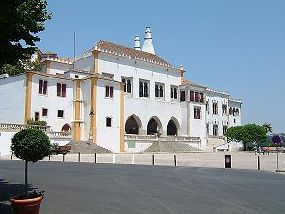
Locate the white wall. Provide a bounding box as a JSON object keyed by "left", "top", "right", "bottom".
{"left": 49, "top": 61, "right": 72, "bottom": 75}
{"left": 0, "top": 132, "right": 14, "bottom": 155}
{"left": 31, "top": 75, "right": 74, "bottom": 132}
{"left": 95, "top": 79, "right": 121, "bottom": 152}
{"left": 0, "top": 75, "right": 25, "bottom": 124}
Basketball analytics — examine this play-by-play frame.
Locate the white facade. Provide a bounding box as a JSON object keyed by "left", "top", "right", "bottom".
{"left": 0, "top": 27, "right": 242, "bottom": 154}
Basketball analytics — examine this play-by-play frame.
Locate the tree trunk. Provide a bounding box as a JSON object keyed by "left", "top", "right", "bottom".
{"left": 243, "top": 143, "right": 247, "bottom": 151}
{"left": 25, "top": 161, "right": 28, "bottom": 195}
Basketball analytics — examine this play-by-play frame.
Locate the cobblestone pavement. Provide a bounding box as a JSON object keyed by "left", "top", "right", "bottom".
{"left": 1, "top": 152, "right": 285, "bottom": 173}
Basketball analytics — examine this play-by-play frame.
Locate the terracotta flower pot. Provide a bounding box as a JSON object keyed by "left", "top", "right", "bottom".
{"left": 10, "top": 196, "right": 43, "bottom": 214}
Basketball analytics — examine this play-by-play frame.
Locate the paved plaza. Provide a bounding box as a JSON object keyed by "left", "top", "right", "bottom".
{"left": 1, "top": 159, "right": 285, "bottom": 214}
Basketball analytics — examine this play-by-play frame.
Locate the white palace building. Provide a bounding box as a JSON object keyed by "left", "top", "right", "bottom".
{"left": 0, "top": 27, "right": 242, "bottom": 155}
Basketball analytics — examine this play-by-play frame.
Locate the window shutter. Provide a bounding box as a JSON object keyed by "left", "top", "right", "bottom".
{"left": 62, "top": 84, "right": 66, "bottom": 97}
{"left": 57, "top": 83, "right": 61, "bottom": 96}
{"left": 43, "top": 81, "right": 48, "bottom": 95}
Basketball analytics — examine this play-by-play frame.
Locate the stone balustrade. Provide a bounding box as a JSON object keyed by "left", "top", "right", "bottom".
{"left": 0, "top": 123, "right": 50, "bottom": 133}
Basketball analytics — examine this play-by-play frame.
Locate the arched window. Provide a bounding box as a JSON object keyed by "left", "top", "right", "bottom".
{"left": 167, "top": 120, "right": 177, "bottom": 135}
{"left": 229, "top": 107, "right": 232, "bottom": 115}
{"left": 127, "top": 79, "right": 131, "bottom": 93}
{"left": 61, "top": 124, "right": 71, "bottom": 132}
{"left": 236, "top": 108, "right": 239, "bottom": 116}
{"left": 159, "top": 85, "right": 163, "bottom": 97}
{"left": 144, "top": 82, "right": 148, "bottom": 97}
{"left": 155, "top": 85, "right": 159, "bottom": 97}
{"left": 147, "top": 118, "right": 158, "bottom": 135}
{"left": 233, "top": 108, "right": 236, "bottom": 116}
{"left": 139, "top": 81, "right": 143, "bottom": 97}
{"left": 125, "top": 116, "right": 140, "bottom": 134}
{"left": 174, "top": 88, "right": 177, "bottom": 99}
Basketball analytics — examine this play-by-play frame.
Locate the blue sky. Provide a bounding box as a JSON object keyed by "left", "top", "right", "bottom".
{"left": 38, "top": 0, "right": 285, "bottom": 133}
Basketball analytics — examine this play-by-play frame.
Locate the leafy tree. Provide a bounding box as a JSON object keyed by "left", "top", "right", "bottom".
{"left": 262, "top": 123, "right": 272, "bottom": 133}
{"left": 0, "top": 0, "right": 51, "bottom": 68}
{"left": 0, "top": 60, "right": 41, "bottom": 76}
{"left": 11, "top": 129, "right": 51, "bottom": 194}
{"left": 225, "top": 124, "right": 267, "bottom": 151}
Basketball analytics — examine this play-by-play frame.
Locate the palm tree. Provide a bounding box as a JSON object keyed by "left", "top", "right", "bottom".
{"left": 262, "top": 123, "right": 272, "bottom": 133}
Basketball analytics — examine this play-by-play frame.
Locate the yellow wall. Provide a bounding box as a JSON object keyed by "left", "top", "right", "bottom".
{"left": 92, "top": 50, "right": 99, "bottom": 74}
{"left": 24, "top": 72, "right": 34, "bottom": 124}
{"left": 73, "top": 79, "right": 81, "bottom": 141}
{"left": 90, "top": 77, "right": 97, "bottom": 143}
{"left": 120, "top": 84, "right": 125, "bottom": 152}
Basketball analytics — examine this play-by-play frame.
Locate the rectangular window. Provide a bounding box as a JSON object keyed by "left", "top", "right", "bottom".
{"left": 139, "top": 79, "right": 149, "bottom": 98}
{"left": 39, "top": 79, "right": 48, "bottom": 95}
{"left": 170, "top": 86, "right": 178, "bottom": 99}
{"left": 213, "top": 125, "right": 218, "bottom": 136}
{"left": 223, "top": 126, "right": 227, "bottom": 135}
{"left": 200, "top": 93, "right": 204, "bottom": 103}
{"left": 106, "top": 117, "right": 112, "bottom": 127}
{"left": 194, "top": 107, "right": 201, "bottom": 119}
{"left": 105, "top": 86, "right": 114, "bottom": 98}
{"left": 57, "top": 83, "right": 66, "bottom": 97}
{"left": 57, "top": 110, "right": 64, "bottom": 118}
{"left": 195, "top": 92, "right": 199, "bottom": 102}
{"left": 35, "top": 112, "right": 40, "bottom": 121}
{"left": 155, "top": 83, "right": 164, "bottom": 98}
{"left": 190, "top": 91, "right": 194, "bottom": 101}
{"left": 122, "top": 77, "right": 132, "bottom": 94}
{"left": 42, "top": 108, "right": 48, "bottom": 117}
{"left": 180, "top": 91, "right": 186, "bottom": 101}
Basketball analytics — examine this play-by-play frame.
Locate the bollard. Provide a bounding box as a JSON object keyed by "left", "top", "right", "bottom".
{"left": 174, "top": 154, "right": 177, "bottom": 166}
{"left": 48, "top": 155, "right": 51, "bottom": 161}
{"left": 78, "top": 152, "right": 81, "bottom": 162}
{"left": 11, "top": 154, "right": 13, "bottom": 160}
{"left": 152, "top": 154, "right": 155, "bottom": 165}
{"left": 132, "top": 154, "right": 135, "bottom": 164}
{"left": 63, "top": 154, "right": 65, "bottom": 162}
{"left": 225, "top": 155, "right": 231, "bottom": 168}
{"left": 113, "top": 154, "right": 116, "bottom": 164}
{"left": 94, "top": 153, "right": 97, "bottom": 163}
{"left": 257, "top": 156, "right": 260, "bottom": 170}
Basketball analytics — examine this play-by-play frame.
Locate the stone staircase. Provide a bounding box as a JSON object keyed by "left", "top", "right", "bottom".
{"left": 66, "top": 141, "right": 112, "bottom": 154}
{"left": 144, "top": 141, "right": 201, "bottom": 153}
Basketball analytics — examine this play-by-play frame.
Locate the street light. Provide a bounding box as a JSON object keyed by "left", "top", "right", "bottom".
{"left": 88, "top": 109, "right": 94, "bottom": 144}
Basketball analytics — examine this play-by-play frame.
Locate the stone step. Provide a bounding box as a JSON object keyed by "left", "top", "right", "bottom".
{"left": 66, "top": 141, "right": 112, "bottom": 154}
{"left": 144, "top": 141, "right": 201, "bottom": 153}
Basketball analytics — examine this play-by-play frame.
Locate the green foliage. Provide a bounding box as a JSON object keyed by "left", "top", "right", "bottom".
{"left": 11, "top": 129, "right": 51, "bottom": 162}
{"left": 27, "top": 119, "right": 47, "bottom": 126}
{"left": 262, "top": 123, "right": 272, "bottom": 133}
{"left": 225, "top": 124, "right": 267, "bottom": 151}
{"left": 0, "top": 58, "right": 42, "bottom": 76}
{"left": 0, "top": 0, "right": 51, "bottom": 67}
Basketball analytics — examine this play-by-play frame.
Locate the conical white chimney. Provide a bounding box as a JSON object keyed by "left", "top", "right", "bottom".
{"left": 142, "top": 27, "right": 155, "bottom": 55}
{"left": 134, "top": 36, "right": 141, "bottom": 50}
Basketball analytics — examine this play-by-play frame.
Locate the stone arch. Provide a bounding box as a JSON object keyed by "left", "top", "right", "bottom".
{"left": 147, "top": 116, "right": 163, "bottom": 135}
{"left": 167, "top": 117, "right": 180, "bottom": 135}
{"left": 125, "top": 114, "right": 142, "bottom": 134}
{"left": 61, "top": 123, "right": 71, "bottom": 132}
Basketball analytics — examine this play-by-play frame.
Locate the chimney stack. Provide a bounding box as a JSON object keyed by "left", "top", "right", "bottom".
{"left": 142, "top": 27, "right": 155, "bottom": 55}
{"left": 134, "top": 36, "right": 141, "bottom": 50}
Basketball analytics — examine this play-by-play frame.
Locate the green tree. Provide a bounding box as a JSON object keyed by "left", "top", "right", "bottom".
{"left": 262, "top": 123, "right": 272, "bottom": 133}
{"left": 225, "top": 124, "right": 267, "bottom": 151}
{"left": 11, "top": 129, "right": 51, "bottom": 194}
{"left": 0, "top": 0, "right": 51, "bottom": 69}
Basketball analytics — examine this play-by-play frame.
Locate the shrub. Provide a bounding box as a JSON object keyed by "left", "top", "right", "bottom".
{"left": 27, "top": 119, "right": 47, "bottom": 127}
{"left": 11, "top": 129, "right": 51, "bottom": 195}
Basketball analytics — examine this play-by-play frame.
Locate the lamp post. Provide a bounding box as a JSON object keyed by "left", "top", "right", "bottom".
{"left": 89, "top": 109, "right": 94, "bottom": 144}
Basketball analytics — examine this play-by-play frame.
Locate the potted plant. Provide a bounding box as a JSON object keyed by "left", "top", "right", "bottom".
{"left": 10, "top": 128, "right": 51, "bottom": 214}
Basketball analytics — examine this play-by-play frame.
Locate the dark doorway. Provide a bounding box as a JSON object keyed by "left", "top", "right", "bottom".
{"left": 147, "top": 118, "right": 158, "bottom": 135}
{"left": 62, "top": 124, "right": 71, "bottom": 132}
{"left": 167, "top": 120, "right": 177, "bottom": 135}
{"left": 125, "top": 116, "right": 139, "bottom": 134}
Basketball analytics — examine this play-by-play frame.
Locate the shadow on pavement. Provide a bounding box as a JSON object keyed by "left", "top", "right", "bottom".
{"left": 0, "top": 178, "right": 36, "bottom": 214}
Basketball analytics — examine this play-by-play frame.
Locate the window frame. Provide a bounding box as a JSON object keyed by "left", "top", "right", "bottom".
{"left": 57, "top": 110, "right": 64, "bottom": 118}
{"left": 42, "top": 108, "right": 48, "bottom": 117}
{"left": 106, "top": 117, "right": 112, "bottom": 127}
{"left": 155, "top": 82, "right": 165, "bottom": 99}
{"left": 105, "top": 85, "right": 114, "bottom": 98}
{"left": 194, "top": 107, "right": 201, "bottom": 119}
{"left": 139, "top": 79, "right": 149, "bottom": 98}
{"left": 39, "top": 79, "right": 48, "bottom": 95}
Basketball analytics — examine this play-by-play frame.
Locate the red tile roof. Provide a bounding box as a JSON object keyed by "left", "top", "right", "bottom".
{"left": 94, "top": 40, "right": 173, "bottom": 68}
